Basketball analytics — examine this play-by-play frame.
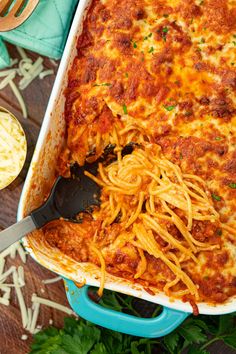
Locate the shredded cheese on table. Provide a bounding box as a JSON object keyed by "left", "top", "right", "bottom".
{"left": 0, "top": 111, "right": 26, "bottom": 190}
{"left": 0, "top": 241, "right": 75, "bottom": 338}
{"left": 0, "top": 46, "right": 54, "bottom": 119}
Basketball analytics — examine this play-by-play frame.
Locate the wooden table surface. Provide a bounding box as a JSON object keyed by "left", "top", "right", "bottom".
{"left": 0, "top": 45, "right": 235, "bottom": 354}
{"left": 0, "top": 45, "right": 69, "bottom": 354}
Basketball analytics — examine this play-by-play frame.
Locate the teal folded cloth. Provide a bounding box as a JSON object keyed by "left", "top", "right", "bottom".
{"left": 0, "top": 0, "right": 78, "bottom": 69}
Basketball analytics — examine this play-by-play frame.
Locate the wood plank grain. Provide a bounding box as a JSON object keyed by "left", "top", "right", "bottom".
{"left": 0, "top": 44, "right": 66, "bottom": 354}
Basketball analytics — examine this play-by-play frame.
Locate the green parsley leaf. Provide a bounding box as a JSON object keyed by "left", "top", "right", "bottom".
{"left": 125, "top": 72, "right": 129, "bottom": 78}
{"left": 162, "top": 27, "right": 169, "bottom": 41}
{"left": 148, "top": 46, "right": 154, "bottom": 53}
{"left": 61, "top": 332, "right": 95, "bottom": 354}
{"left": 180, "top": 152, "right": 183, "bottom": 159}
{"left": 215, "top": 137, "right": 222, "bottom": 140}
{"left": 64, "top": 317, "right": 79, "bottom": 334}
{"left": 100, "top": 329, "right": 123, "bottom": 353}
{"left": 223, "top": 329, "right": 236, "bottom": 350}
{"left": 218, "top": 314, "right": 235, "bottom": 335}
{"left": 229, "top": 183, "right": 236, "bottom": 189}
{"left": 123, "top": 104, "right": 128, "bottom": 114}
{"left": 186, "top": 319, "right": 209, "bottom": 332}
{"left": 30, "top": 327, "right": 62, "bottom": 353}
{"left": 144, "top": 33, "right": 152, "bottom": 40}
{"left": 164, "top": 332, "right": 179, "bottom": 352}
{"left": 164, "top": 105, "right": 176, "bottom": 111}
{"left": 216, "top": 228, "right": 222, "bottom": 236}
{"left": 133, "top": 42, "right": 137, "bottom": 48}
{"left": 93, "top": 83, "right": 111, "bottom": 87}
{"left": 212, "top": 194, "right": 221, "bottom": 201}
{"left": 187, "top": 345, "right": 210, "bottom": 354}
{"left": 99, "top": 290, "right": 123, "bottom": 311}
{"left": 185, "top": 111, "right": 192, "bottom": 116}
{"left": 91, "top": 343, "right": 108, "bottom": 354}
{"left": 178, "top": 324, "right": 207, "bottom": 344}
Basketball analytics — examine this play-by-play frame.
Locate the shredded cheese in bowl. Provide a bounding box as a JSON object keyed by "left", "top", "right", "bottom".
{"left": 0, "top": 107, "right": 27, "bottom": 190}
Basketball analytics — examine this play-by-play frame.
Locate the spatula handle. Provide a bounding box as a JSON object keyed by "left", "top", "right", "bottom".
{"left": 0, "top": 216, "right": 36, "bottom": 252}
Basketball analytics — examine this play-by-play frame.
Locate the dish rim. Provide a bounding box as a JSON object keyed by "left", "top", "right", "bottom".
{"left": 17, "top": 0, "right": 236, "bottom": 316}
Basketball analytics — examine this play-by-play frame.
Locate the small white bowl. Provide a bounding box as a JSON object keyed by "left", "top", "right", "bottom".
{"left": 0, "top": 106, "right": 27, "bottom": 190}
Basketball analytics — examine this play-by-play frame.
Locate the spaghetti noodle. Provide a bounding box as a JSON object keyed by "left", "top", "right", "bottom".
{"left": 84, "top": 143, "right": 219, "bottom": 299}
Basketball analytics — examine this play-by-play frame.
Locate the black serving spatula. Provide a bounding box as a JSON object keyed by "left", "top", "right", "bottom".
{"left": 0, "top": 143, "right": 136, "bottom": 253}
{"left": 0, "top": 162, "right": 101, "bottom": 253}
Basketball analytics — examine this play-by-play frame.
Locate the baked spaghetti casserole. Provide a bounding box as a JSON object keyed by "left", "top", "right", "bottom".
{"left": 42, "top": 0, "right": 236, "bottom": 309}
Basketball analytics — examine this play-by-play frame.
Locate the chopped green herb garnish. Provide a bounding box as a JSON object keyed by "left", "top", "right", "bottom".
{"left": 144, "top": 33, "right": 152, "bottom": 40}
{"left": 179, "top": 152, "right": 183, "bottom": 159}
{"left": 200, "top": 37, "right": 205, "bottom": 43}
{"left": 162, "top": 27, "right": 169, "bottom": 41}
{"left": 212, "top": 194, "right": 221, "bottom": 201}
{"left": 148, "top": 46, "right": 154, "bottom": 53}
{"left": 123, "top": 104, "right": 128, "bottom": 115}
{"left": 185, "top": 111, "right": 192, "bottom": 116}
{"left": 233, "top": 41, "right": 236, "bottom": 46}
{"left": 197, "top": 47, "right": 202, "bottom": 51}
{"left": 133, "top": 41, "right": 137, "bottom": 48}
{"left": 233, "top": 34, "right": 236, "bottom": 38}
{"left": 93, "top": 82, "right": 111, "bottom": 87}
{"left": 163, "top": 14, "right": 169, "bottom": 18}
{"left": 215, "top": 137, "right": 222, "bottom": 140}
{"left": 125, "top": 72, "right": 129, "bottom": 78}
{"left": 164, "top": 105, "right": 176, "bottom": 111}
{"left": 216, "top": 229, "right": 223, "bottom": 236}
{"left": 229, "top": 183, "right": 236, "bottom": 189}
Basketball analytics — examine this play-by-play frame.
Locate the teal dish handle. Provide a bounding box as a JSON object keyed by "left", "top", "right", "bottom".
{"left": 65, "top": 279, "right": 190, "bottom": 338}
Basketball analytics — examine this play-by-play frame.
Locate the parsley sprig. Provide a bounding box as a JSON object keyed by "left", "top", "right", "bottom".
{"left": 30, "top": 289, "right": 236, "bottom": 354}
{"left": 93, "top": 83, "right": 111, "bottom": 87}
{"left": 164, "top": 104, "right": 176, "bottom": 111}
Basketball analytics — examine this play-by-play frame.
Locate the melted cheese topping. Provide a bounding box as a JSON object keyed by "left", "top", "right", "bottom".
{"left": 0, "top": 112, "right": 27, "bottom": 189}
{"left": 50, "top": 0, "right": 236, "bottom": 304}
